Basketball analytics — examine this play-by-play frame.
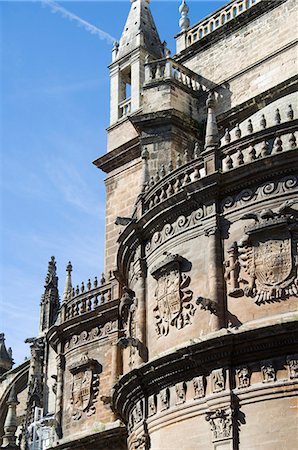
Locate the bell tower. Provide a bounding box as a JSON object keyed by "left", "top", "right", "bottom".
{"left": 109, "top": 0, "right": 164, "bottom": 125}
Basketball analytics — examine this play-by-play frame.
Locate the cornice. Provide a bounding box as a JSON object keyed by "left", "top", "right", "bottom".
{"left": 111, "top": 320, "right": 298, "bottom": 420}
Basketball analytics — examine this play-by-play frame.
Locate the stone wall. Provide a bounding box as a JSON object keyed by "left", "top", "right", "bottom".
{"left": 181, "top": 0, "right": 297, "bottom": 116}
{"left": 104, "top": 159, "right": 141, "bottom": 274}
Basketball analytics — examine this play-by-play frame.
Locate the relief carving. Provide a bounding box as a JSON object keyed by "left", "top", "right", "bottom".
{"left": 133, "top": 400, "right": 143, "bottom": 425}
{"left": 261, "top": 363, "right": 276, "bottom": 383}
{"left": 225, "top": 201, "right": 298, "bottom": 304}
{"left": 118, "top": 286, "right": 139, "bottom": 368}
{"left": 193, "top": 376, "right": 205, "bottom": 399}
{"left": 69, "top": 353, "right": 101, "bottom": 420}
{"left": 211, "top": 368, "right": 225, "bottom": 393}
{"left": 175, "top": 382, "right": 186, "bottom": 405}
{"left": 148, "top": 395, "right": 157, "bottom": 417}
{"left": 160, "top": 388, "right": 170, "bottom": 411}
{"left": 236, "top": 367, "right": 250, "bottom": 388}
{"left": 152, "top": 254, "right": 195, "bottom": 337}
{"left": 287, "top": 356, "right": 298, "bottom": 379}
{"left": 64, "top": 322, "right": 117, "bottom": 350}
{"left": 206, "top": 408, "right": 234, "bottom": 442}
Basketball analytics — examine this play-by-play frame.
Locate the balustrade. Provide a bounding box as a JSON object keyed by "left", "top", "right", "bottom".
{"left": 185, "top": 0, "right": 262, "bottom": 48}
{"left": 61, "top": 274, "right": 115, "bottom": 322}
{"left": 143, "top": 116, "right": 297, "bottom": 212}
{"left": 119, "top": 98, "right": 131, "bottom": 119}
{"left": 144, "top": 58, "right": 207, "bottom": 93}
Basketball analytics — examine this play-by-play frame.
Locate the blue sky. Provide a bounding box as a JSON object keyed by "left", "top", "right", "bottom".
{"left": 0, "top": 0, "right": 226, "bottom": 365}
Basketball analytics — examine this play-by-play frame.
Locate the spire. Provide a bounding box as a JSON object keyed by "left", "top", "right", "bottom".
{"left": 179, "top": 0, "right": 190, "bottom": 32}
{"left": 115, "top": 0, "right": 163, "bottom": 61}
{"left": 63, "top": 261, "right": 73, "bottom": 301}
{"left": 204, "top": 92, "right": 219, "bottom": 151}
{"left": 39, "top": 256, "right": 60, "bottom": 333}
{"left": 1, "top": 385, "right": 20, "bottom": 449}
{"left": 0, "top": 334, "right": 13, "bottom": 376}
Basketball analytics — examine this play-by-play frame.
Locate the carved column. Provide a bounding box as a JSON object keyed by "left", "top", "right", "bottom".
{"left": 205, "top": 227, "right": 225, "bottom": 331}
{"left": 135, "top": 258, "right": 147, "bottom": 366}
{"left": 111, "top": 335, "right": 122, "bottom": 385}
{"left": 54, "top": 349, "right": 65, "bottom": 438}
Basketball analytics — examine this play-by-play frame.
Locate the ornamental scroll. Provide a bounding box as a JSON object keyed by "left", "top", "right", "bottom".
{"left": 224, "top": 201, "right": 298, "bottom": 304}
{"left": 69, "top": 353, "right": 101, "bottom": 420}
{"left": 152, "top": 254, "right": 195, "bottom": 337}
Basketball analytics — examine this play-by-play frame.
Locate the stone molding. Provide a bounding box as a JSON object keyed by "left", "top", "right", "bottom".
{"left": 64, "top": 321, "right": 118, "bottom": 352}
{"left": 221, "top": 175, "right": 298, "bottom": 213}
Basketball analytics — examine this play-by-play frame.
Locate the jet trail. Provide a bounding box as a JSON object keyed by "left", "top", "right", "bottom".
{"left": 41, "top": 0, "right": 116, "bottom": 44}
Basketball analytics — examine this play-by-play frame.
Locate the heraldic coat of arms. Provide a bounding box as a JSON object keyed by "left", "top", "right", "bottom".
{"left": 225, "top": 201, "right": 298, "bottom": 304}
{"left": 69, "top": 353, "right": 100, "bottom": 420}
{"left": 152, "top": 254, "right": 195, "bottom": 336}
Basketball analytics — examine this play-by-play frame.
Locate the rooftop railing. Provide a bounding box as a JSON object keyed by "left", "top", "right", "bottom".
{"left": 60, "top": 274, "right": 117, "bottom": 322}
{"left": 144, "top": 57, "right": 208, "bottom": 93}
{"left": 142, "top": 109, "right": 297, "bottom": 213}
{"left": 184, "top": 0, "right": 262, "bottom": 49}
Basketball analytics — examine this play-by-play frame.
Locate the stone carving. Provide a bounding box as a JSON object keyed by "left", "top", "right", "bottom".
{"left": 221, "top": 175, "right": 298, "bottom": 212}
{"left": 236, "top": 367, "right": 250, "bottom": 388}
{"left": 175, "top": 382, "right": 186, "bottom": 405}
{"left": 145, "top": 205, "right": 215, "bottom": 254}
{"left": 148, "top": 394, "right": 157, "bottom": 416}
{"left": 206, "top": 408, "right": 234, "bottom": 442}
{"left": 64, "top": 322, "right": 117, "bottom": 350}
{"left": 119, "top": 286, "right": 139, "bottom": 368}
{"left": 225, "top": 201, "right": 298, "bottom": 304}
{"left": 69, "top": 353, "right": 100, "bottom": 420}
{"left": 211, "top": 368, "right": 225, "bottom": 393}
{"left": 130, "top": 431, "right": 150, "bottom": 450}
{"left": 193, "top": 376, "right": 205, "bottom": 399}
{"left": 152, "top": 254, "right": 195, "bottom": 336}
{"left": 160, "top": 388, "right": 170, "bottom": 411}
{"left": 287, "top": 356, "right": 298, "bottom": 379}
{"left": 133, "top": 400, "right": 143, "bottom": 425}
{"left": 261, "top": 363, "right": 275, "bottom": 383}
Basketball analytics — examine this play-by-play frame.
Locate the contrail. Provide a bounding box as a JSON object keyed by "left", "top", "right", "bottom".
{"left": 41, "top": 0, "right": 116, "bottom": 44}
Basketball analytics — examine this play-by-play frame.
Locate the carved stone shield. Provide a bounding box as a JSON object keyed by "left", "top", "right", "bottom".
{"left": 156, "top": 268, "right": 181, "bottom": 324}
{"left": 72, "top": 369, "right": 92, "bottom": 412}
{"left": 252, "top": 229, "right": 292, "bottom": 288}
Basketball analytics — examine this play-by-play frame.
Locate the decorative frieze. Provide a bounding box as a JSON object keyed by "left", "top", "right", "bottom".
{"left": 160, "top": 388, "right": 170, "bottom": 411}
{"left": 236, "top": 367, "right": 250, "bottom": 388}
{"left": 69, "top": 353, "right": 101, "bottom": 420}
{"left": 133, "top": 400, "right": 143, "bottom": 425}
{"left": 64, "top": 321, "right": 117, "bottom": 351}
{"left": 151, "top": 254, "right": 195, "bottom": 337}
{"left": 261, "top": 363, "right": 276, "bottom": 383}
{"left": 193, "top": 376, "right": 205, "bottom": 399}
{"left": 145, "top": 204, "right": 214, "bottom": 254}
{"left": 221, "top": 175, "right": 298, "bottom": 213}
{"left": 211, "top": 368, "right": 226, "bottom": 393}
{"left": 287, "top": 356, "right": 298, "bottom": 379}
{"left": 175, "top": 382, "right": 186, "bottom": 405}
{"left": 148, "top": 394, "right": 157, "bottom": 417}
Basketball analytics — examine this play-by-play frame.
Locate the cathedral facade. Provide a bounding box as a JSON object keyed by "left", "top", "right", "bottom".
{"left": 1, "top": 1, "right": 298, "bottom": 449}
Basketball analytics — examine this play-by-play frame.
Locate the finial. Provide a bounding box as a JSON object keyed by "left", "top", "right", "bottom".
{"left": 63, "top": 261, "right": 73, "bottom": 301}
{"left": 1, "top": 385, "right": 19, "bottom": 447}
{"left": 179, "top": 0, "right": 190, "bottom": 32}
{"left": 141, "top": 147, "right": 150, "bottom": 192}
{"left": 204, "top": 91, "right": 219, "bottom": 150}
{"left": 44, "top": 256, "right": 58, "bottom": 288}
